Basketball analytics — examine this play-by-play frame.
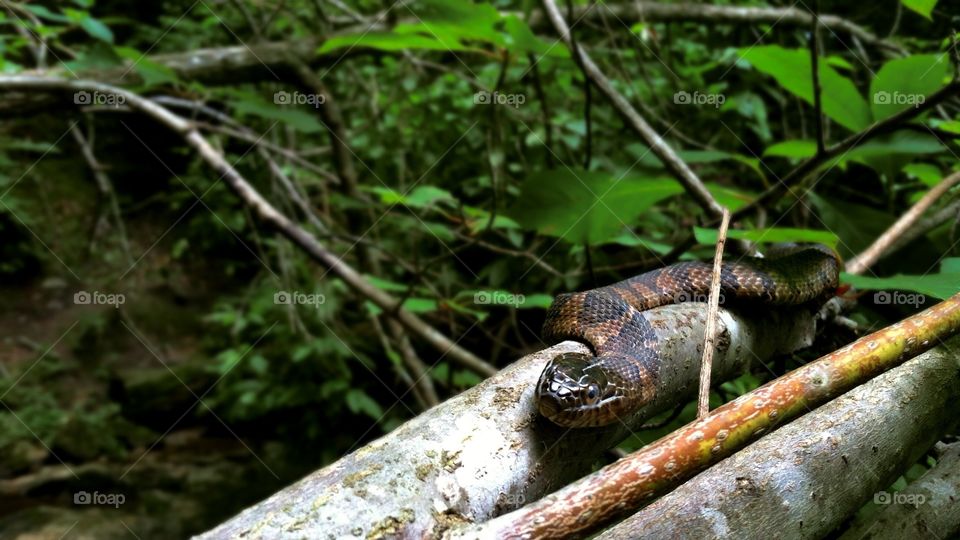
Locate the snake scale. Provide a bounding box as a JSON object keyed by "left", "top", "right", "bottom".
{"left": 536, "top": 245, "right": 841, "bottom": 428}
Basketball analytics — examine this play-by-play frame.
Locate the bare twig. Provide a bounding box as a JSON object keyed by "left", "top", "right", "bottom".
{"left": 808, "top": 0, "right": 826, "bottom": 155}
{"left": 539, "top": 0, "right": 725, "bottom": 219}
{"left": 697, "top": 208, "right": 730, "bottom": 418}
{"left": 474, "top": 293, "right": 960, "bottom": 538}
{"left": 0, "top": 76, "right": 496, "bottom": 378}
{"left": 732, "top": 79, "right": 960, "bottom": 222}
{"left": 847, "top": 169, "right": 960, "bottom": 274}
{"left": 70, "top": 124, "right": 134, "bottom": 265}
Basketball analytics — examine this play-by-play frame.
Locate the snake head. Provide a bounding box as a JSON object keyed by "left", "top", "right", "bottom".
{"left": 536, "top": 352, "right": 640, "bottom": 428}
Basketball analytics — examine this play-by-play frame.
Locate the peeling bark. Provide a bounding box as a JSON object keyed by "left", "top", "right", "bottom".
{"left": 195, "top": 303, "right": 819, "bottom": 539}
{"left": 598, "top": 338, "right": 960, "bottom": 539}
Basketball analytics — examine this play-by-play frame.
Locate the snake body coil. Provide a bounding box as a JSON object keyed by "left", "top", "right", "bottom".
{"left": 536, "top": 246, "right": 840, "bottom": 428}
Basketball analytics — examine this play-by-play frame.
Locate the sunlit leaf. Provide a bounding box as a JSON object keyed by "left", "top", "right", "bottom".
{"left": 739, "top": 45, "right": 871, "bottom": 132}
{"left": 508, "top": 169, "right": 684, "bottom": 245}
{"left": 693, "top": 227, "right": 839, "bottom": 248}
{"left": 870, "top": 54, "right": 949, "bottom": 121}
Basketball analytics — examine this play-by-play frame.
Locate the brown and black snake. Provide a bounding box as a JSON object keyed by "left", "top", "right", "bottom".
{"left": 536, "top": 245, "right": 841, "bottom": 428}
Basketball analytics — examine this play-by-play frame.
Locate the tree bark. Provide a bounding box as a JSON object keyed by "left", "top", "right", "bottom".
{"left": 839, "top": 442, "right": 960, "bottom": 540}
{"left": 597, "top": 338, "right": 960, "bottom": 540}
{"left": 195, "top": 303, "right": 820, "bottom": 539}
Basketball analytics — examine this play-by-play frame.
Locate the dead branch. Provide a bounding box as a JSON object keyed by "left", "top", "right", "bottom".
{"left": 0, "top": 75, "right": 495, "bottom": 378}
{"left": 847, "top": 169, "right": 960, "bottom": 274}
{"left": 539, "top": 0, "right": 724, "bottom": 219}
{"left": 468, "top": 293, "right": 960, "bottom": 539}
{"left": 601, "top": 338, "right": 960, "bottom": 539}
{"left": 195, "top": 302, "right": 822, "bottom": 538}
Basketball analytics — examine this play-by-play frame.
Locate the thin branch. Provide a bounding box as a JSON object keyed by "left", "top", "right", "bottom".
{"left": 539, "top": 0, "right": 725, "bottom": 219}
{"left": 731, "top": 79, "right": 960, "bottom": 222}
{"left": 809, "top": 0, "right": 826, "bottom": 155}
{"left": 847, "top": 169, "right": 960, "bottom": 275}
{"left": 697, "top": 208, "right": 730, "bottom": 418}
{"left": 0, "top": 76, "right": 497, "bottom": 378}
{"left": 476, "top": 293, "right": 960, "bottom": 538}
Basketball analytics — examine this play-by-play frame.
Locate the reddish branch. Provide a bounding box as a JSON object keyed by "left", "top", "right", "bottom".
{"left": 469, "top": 293, "right": 960, "bottom": 538}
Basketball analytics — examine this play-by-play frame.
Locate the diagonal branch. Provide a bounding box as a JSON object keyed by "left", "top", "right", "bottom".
{"left": 540, "top": 0, "right": 726, "bottom": 219}
{"left": 0, "top": 75, "right": 496, "bottom": 378}
{"left": 731, "top": 78, "right": 960, "bottom": 222}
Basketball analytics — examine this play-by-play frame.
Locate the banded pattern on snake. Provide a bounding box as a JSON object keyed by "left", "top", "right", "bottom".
{"left": 536, "top": 245, "right": 841, "bottom": 427}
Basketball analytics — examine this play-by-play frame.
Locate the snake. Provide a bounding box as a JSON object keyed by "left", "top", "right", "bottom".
{"left": 536, "top": 245, "right": 841, "bottom": 428}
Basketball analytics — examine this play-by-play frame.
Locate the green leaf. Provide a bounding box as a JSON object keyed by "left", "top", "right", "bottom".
{"left": 22, "top": 5, "right": 71, "bottom": 23}
{"left": 504, "top": 15, "right": 568, "bottom": 57}
{"left": 693, "top": 227, "right": 839, "bottom": 248}
{"left": 319, "top": 32, "right": 466, "bottom": 54}
{"left": 739, "top": 45, "right": 871, "bottom": 132}
{"left": 841, "top": 272, "right": 957, "bottom": 300}
{"left": 345, "top": 389, "right": 383, "bottom": 420}
{"left": 224, "top": 90, "right": 324, "bottom": 133}
{"left": 764, "top": 140, "right": 816, "bottom": 159}
{"left": 80, "top": 16, "right": 113, "bottom": 43}
{"left": 705, "top": 183, "right": 755, "bottom": 211}
{"left": 507, "top": 170, "right": 684, "bottom": 245}
{"left": 870, "top": 54, "right": 949, "bottom": 121}
{"left": 114, "top": 46, "right": 179, "bottom": 87}
{"left": 902, "top": 163, "right": 942, "bottom": 187}
{"left": 901, "top": 0, "right": 937, "bottom": 19}
{"left": 941, "top": 258, "right": 960, "bottom": 273}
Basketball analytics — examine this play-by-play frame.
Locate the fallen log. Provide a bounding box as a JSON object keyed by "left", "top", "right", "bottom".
{"left": 196, "top": 303, "right": 819, "bottom": 538}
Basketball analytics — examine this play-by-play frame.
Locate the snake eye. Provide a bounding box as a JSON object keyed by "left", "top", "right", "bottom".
{"left": 585, "top": 384, "right": 600, "bottom": 404}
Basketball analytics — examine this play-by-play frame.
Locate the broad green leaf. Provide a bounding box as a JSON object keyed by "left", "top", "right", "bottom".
{"left": 941, "top": 258, "right": 960, "bottom": 273}
{"left": 841, "top": 272, "right": 958, "bottom": 300}
{"left": 739, "top": 45, "right": 871, "bottom": 132}
{"left": 507, "top": 170, "right": 684, "bottom": 245}
{"left": 902, "top": 163, "right": 942, "bottom": 187}
{"left": 901, "top": 0, "right": 937, "bottom": 19}
{"left": 933, "top": 120, "right": 960, "bottom": 134}
{"left": 517, "top": 294, "right": 554, "bottom": 309}
{"left": 849, "top": 131, "right": 945, "bottom": 177}
{"left": 319, "top": 32, "right": 466, "bottom": 54}
{"left": 870, "top": 54, "right": 949, "bottom": 121}
{"left": 23, "top": 5, "right": 71, "bottom": 23}
{"left": 80, "top": 16, "right": 113, "bottom": 43}
{"left": 366, "top": 297, "right": 438, "bottom": 315}
{"left": 693, "top": 227, "right": 839, "bottom": 248}
{"left": 504, "top": 15, "right": 568, "bottom": 57}
{"left": 405, "top": 186, "right": 456, "bottom": 208}
{"left": 225, "top": 90, "right": 324, "bottom": 133}
{"left": 764, "top": 140, "right": 816, "bottom": 159}
{"left": 114, "top": 46, "right": 179, "bottom": 87}
{"left": 705, "top": 182, "right": 755, "bottom": 211}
